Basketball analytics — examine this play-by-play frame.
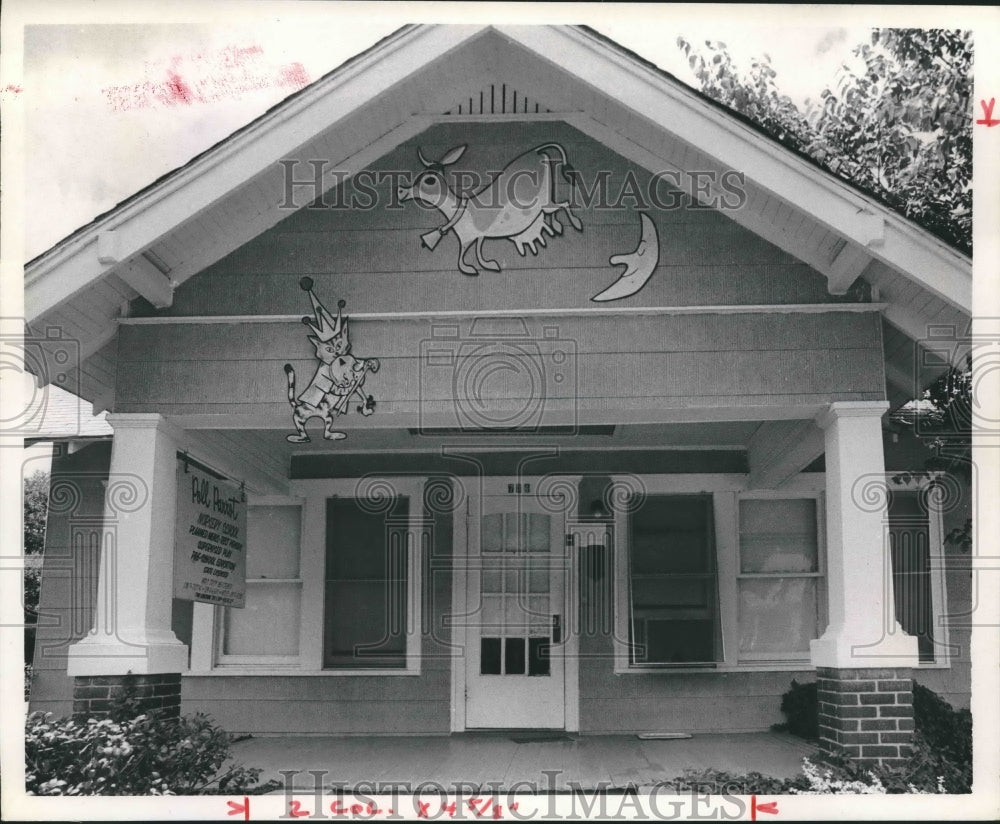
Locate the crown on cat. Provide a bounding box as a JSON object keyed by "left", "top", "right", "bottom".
{"left": 299, "top": 277, "right": 347, "bottom": 343}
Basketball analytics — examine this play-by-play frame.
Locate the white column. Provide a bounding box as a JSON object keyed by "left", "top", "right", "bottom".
{"left": 68, "top": 414, "right": 188, "bottom": 675}
{"left": 810, "top": 401, "right": 919, "bottom": 669}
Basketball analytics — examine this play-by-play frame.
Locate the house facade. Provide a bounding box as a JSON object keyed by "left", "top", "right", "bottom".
{"left": 26, "top": 25, "right": 972, "bottom": 767}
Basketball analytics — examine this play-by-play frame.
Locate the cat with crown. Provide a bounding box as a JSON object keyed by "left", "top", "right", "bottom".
{"left": 283, "top": 278, "right": 379, "bottom": 443}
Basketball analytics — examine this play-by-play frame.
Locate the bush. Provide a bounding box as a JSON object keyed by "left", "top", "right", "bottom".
{"left": 772, "top": 679, "right": 817, "bottom": 740}
{"left": 911, "top": 683, "right": 972, "bottom": 793}
{"left": 25, "top": 709, "right": 280, "bottom": 796}
{"left": 772, "top": 678, "right": 972, "bottom": 793}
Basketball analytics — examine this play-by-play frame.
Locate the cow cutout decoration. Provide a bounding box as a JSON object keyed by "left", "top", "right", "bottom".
{"left": 283, "top": 278, "right": 379, "bottom": 443}
{"left": 397, "top": 142, "right": 583, "bottom": 276}
{"left": 397, "top": 142, "right": 660, "bottom": 301}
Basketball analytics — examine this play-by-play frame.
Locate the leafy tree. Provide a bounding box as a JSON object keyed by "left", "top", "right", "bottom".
{"left": 891, "top": 358, "right": 973, "bottom": 550}
{"left": 677, "top": 29, "right": 972, "bottom": 253}
{"left": 23, "top": 470, "right": 49, "bottom": 674}
{"left": 24, "top": 469, "right": 49, "bottom": 555}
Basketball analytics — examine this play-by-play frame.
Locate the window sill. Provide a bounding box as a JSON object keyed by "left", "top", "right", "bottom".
{"left": 613, "top": 660, "right": 951, "bottom": 674}
{"left": 614, "top": 662, "right": 814, "bottom": 675}
{"left": 187, "top": 667, "right": 422, "bottom": 677}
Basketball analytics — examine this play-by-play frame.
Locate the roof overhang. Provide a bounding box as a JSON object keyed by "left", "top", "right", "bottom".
{"left": 24, "top": 24, "right": 971, "bottom": 408}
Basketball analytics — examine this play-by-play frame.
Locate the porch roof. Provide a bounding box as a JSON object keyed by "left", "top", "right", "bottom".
{"left": 24, "top": 24, "right": 971, "bottom": 412}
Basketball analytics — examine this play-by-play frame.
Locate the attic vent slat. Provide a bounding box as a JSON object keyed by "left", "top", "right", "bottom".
{"left": 441, "top": 85, "right": 552, "bottom": 117}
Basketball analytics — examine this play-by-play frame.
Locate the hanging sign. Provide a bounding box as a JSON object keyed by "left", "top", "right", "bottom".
{"left": 173, "top": 462, "right": 246, "bottom": 607}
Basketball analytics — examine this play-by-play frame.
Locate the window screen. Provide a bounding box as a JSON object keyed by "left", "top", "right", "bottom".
{"left": 324, "top": 496, "right": 409, "bottom": 669}
{"left": 627, "top": 494, "right": 720, "bottom": 665}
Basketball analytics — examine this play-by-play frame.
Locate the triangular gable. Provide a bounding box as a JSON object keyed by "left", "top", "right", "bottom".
{"left": 24, "top": 24, "right": 971, "bottom": 407}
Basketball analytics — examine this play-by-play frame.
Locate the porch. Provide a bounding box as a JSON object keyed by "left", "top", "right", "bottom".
{"left": 232, "top": 730, "right": 818, "bottom": 791}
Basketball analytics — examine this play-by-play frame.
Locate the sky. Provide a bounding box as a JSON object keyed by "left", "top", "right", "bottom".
{"left": 3, "top": 2, "right": 917, "bottom": 260}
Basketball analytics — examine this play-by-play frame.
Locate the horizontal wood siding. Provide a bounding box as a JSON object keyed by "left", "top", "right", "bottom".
{"left": 114, "top": 312, "right": 885, "bottom": 416}
{"left": 147, "top": 120, "right": 856, "bottom": 318}
{"left": 577, "top": 632, "right": 813, "bottom": 734}
{"left": 180, "top": 505, "right": 454, "bottom": 734}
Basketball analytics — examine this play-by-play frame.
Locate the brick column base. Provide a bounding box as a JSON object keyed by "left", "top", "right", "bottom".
{"left": 816, "top": 667, "right": 914, "bottom": 768}
{"left": 73, "top": 673, "right": 182, "bottom": 720}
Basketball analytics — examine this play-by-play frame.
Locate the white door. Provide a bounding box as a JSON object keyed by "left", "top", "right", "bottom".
{"left": 464, "top": 478, "right": 568, "bottom": 729}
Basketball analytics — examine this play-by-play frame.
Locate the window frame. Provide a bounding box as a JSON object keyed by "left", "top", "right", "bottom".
{"left": 299, "top": 477, "right": 424, "bottom": 676}
{"left": 733, "top": 490, "right": 827, "bottom": 666}
{"left": 613, "top": 474, "right": 828, "bottom": 674}
{"left": 885, "top": 474, "right": 952, "bottom": 668}
{"left": 188, "top": 479, "right": 424, "bottom": 676}
{"left": 213, "top": 497, "right": 305, "bottom": 668}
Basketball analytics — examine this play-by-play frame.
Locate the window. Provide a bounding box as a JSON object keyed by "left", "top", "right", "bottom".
{"left": 626, "top": 494, "right": 721, "bottom": 666}
{"left": 737, "top": 498, "right": 822, "bottom": 663}
{"left": 218, "top": 504, "right": 302, "bottom": 664}
{"left": 324, "top": 495, "right": 410, "bottom": 669}
{"left": 888, "top": 489, "right": 944, "bottom": 664}
{"left": 613, "top": 477, "right": 827, "bottom": 673}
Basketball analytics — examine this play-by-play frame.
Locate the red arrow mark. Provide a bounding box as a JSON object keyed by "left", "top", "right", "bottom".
{"left": 976, "top": 98, "right": 1000, "bottom": 126}
{"left": 227, "top": 797, "right": 250, "bottom": 819}
{"left": 750, "top": 795, "right": 779, "bottom": 820}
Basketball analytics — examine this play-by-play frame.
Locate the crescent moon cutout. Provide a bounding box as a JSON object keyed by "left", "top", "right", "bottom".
{"left": 590, "top": 212, "right": 660, "bottom": 302}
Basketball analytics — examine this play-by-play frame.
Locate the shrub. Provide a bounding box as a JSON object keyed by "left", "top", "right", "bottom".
{"left": 772, "top": 679, "right": 818, "bottom": 740}
{"left": 772, "top": 678, "right": 972, "bottom": 793}
{"left": 25, "top": 709, "right": 280, "bottom": 796}
{"left": 912, "top": 683, "right": 972, "bottom": 793}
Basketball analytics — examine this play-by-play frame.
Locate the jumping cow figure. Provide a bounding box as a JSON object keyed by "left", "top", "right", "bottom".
{"left": 397, "top": 143, "right": 583, "bottom": 276}
{"left": 283, "top": 278, "right": 379, "bottom": 443}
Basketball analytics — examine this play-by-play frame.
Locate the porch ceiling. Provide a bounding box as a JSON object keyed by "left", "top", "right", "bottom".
{"left": 190, "top": 421, "right": 759, "bottom": 490}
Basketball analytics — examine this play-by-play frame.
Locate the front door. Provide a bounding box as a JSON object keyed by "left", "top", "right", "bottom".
{"left": 464, "top": 479, "right": 568, "bottom": 729}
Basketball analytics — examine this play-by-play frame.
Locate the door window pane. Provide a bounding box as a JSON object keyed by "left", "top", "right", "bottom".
{"left": 481, "top": 638, "right": 502, "bottom": 674}
{"left": 505, "top": 637, "right": 526, "bottom": 674}
{"left": 528, "top": 637, "right": 550, "bottom": 676}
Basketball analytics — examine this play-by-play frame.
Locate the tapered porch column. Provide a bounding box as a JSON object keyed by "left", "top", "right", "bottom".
{"left": 811, "top": 401, "right": 919, "bottom": 766}
{"left": 67, "top": 414, "right": 187, "bottom": 715}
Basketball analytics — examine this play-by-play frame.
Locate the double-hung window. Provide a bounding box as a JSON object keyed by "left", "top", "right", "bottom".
{"left": 216, "top": 501, "right": 303, "bottom": 666}
{"left": 736, "top": 497, "right": 823, "bottom": 664}
{"left": 197, "top": 479, "right": 423, "bottom": 674}
{"left": 615, "top": 478, "right": 827, "bottom": 672}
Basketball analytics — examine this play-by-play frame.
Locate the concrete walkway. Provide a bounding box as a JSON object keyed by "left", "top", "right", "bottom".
{"left": 231, "top": 731, "right": 818, "bottom": 792}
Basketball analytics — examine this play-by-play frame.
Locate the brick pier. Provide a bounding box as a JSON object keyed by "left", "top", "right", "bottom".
{"left": 816, "top": 667, "right": 914, "bottom": 767}
{"left": 73, "top": 673, "right": 182, "bottom": 719}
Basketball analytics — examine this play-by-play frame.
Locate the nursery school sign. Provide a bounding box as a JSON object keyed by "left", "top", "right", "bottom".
{"left": 173, "top": 464, "right": 247, "bottom": 607}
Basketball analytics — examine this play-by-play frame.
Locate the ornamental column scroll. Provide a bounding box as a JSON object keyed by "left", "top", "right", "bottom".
{"left": 67, "top": 414, "right": 188, "bottom": 676}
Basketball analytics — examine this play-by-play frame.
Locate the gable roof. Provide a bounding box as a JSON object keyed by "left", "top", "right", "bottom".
{"left": 24, "top": 23, "right": 971, "bottom": 409}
